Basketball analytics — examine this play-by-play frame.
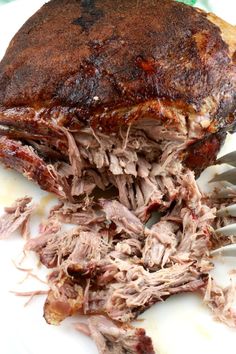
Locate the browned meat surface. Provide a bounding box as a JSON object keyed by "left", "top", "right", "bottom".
{"left": 0, "top": 0, "right": 235, "bottom": 120}
{"left": 0, "top": 137, "right": 69, "bottom": 198}
{"left": 43, "top": 271, "right": 84, "bottom": 325}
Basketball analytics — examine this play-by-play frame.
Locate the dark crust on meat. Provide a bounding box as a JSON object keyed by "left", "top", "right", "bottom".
{"left": 184, "top": 131, "right": 226, "bottom": 176}
{"left": 134, "top": 328, "right": 155, "bottom": 354}
{"left": 0, "top": 137, "right": 66, "bottom": 197}
{"left": 0, "top": 0, "right": 235, "bottom": 128}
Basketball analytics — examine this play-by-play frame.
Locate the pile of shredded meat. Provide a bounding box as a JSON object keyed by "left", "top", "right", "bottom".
{"left": 1, "top": 146, "right": 236, "bottom": 353}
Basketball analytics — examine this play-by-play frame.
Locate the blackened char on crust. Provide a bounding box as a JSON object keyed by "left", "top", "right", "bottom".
{"left": 0, "top": 0, "right": 235, "bottom": 127}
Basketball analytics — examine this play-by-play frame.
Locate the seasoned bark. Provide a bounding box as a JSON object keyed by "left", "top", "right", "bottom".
{"left": 0, "top": 0, "right": 235, "bottom": 124}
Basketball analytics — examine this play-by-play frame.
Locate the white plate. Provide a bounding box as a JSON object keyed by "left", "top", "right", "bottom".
{"left": 0, "top": 1, "right": 236, "bottom": 354}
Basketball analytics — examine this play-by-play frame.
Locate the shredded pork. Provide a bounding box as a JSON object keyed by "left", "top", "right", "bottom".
{"left": 0, "top": 197, "right": 35, "bottom": 239}
{"left": 75, "top": 315, "right": 155, "bottom": 354}
{"left": 71, "top": 124, "right": 188, "bottom": 221}
{"left": 24, "top": 185, "right": 217, "bottom": 324}
{"left": 203, "top": 277, "right": 236, "bottom": 328}
{"left": 2, "top": 124, "right": 236, "bottom": 354}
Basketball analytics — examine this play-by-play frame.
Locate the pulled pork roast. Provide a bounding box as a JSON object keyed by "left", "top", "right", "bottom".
{"left": 1, "top": 0, "right": 236, "bottom": 353}
{"left": 0, "top": 0, "right": 236, "bottom": 208}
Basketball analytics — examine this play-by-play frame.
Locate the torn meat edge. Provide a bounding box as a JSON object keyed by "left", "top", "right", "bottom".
{"left": 75, "top": 315, "right": 155, "bottom": 354}
{"left": 0, "top": 197, "right": 35, "bottom": 239}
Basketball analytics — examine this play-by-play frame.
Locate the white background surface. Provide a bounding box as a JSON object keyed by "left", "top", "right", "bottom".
{"left": 0, "top": 1, "right": 236, "bottom": 354}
